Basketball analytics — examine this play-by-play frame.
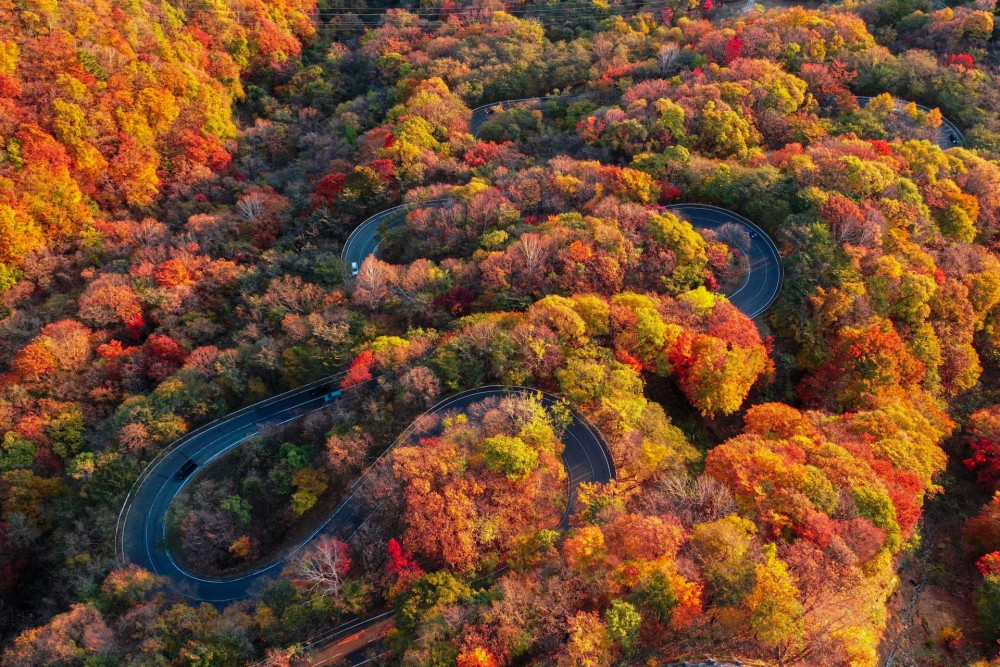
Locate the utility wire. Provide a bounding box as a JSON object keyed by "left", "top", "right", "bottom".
{"left": 166, "top": 0, "right": 669, "bottom": 18}
{"left": 156, "top": 0, "right": 671, "bottom": 29}
{"left": 303, "top": 4, "right": 674, "bottom": 31}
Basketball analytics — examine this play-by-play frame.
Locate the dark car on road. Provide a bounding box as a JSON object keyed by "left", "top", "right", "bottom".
{"left": 175, "top": 459, "right": 198, "bottom": 481}
{"left": 310, "top": 383, "right": 333, "bottom": 397}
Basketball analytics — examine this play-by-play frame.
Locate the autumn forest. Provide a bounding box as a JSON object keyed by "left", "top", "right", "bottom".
{"left": 3, "top": 0, "right": 1000, "bottom": 665}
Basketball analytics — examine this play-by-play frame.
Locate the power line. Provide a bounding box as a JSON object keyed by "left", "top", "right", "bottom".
{"left": 156, "top": 0, "right": 672, "bottom": 29}
{"left": 303, "top": 3, "right": 674, "bottom": 31}
{"left": 131, "top": 0, "right": 676, "bottom": 37}
{"left": 167, "top": 0, "right": 670, "bottom": 18}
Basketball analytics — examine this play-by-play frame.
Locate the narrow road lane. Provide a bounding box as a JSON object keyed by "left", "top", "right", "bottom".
{"left": 856, "top": 95, "right": 964, "bottom": 149}
{"left": 668, "top": 203, "right": 782, "bottom": 319}
{"left": 341, "top": 199, "right": 450, "bottom": 270}
{"left": 119, "top": 384, "right": 611, "bottom": 603}
{"left": 123, "top": 93, "right": 785, "bottom": 664}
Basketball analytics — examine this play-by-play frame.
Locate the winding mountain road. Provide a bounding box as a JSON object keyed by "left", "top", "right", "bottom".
{"left": 120, "top": 92, "right": 784, "bottom": 664}
{"left": 341, "top": 200, "right": 782, "bottom": 320}
{"left": 341, "top": 198, "right": 450, "bottom": 270}
{"left": 470, "top": 93, "right": 579, "bottom": 138}
{"left": 306, "top": 103, "right": 782, "bottom": 664}
{"left": 667, "top": 203, "right": 782, "bottom": 319}
{"left": 856, "top": 95, "right": 964, "bottom": 149}
{"left": 116, "top": 376, "right": 349, "bottom": 602}
{"left": 117, "top": 384, "right": 612, "bottom": 603}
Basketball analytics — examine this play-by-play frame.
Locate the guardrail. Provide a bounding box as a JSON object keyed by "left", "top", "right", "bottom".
{"left": 470, "top": 92, "right": 585, "bottom": 137}
{"left": 855, "top": 94, "right": 964, "bottom": 146}
{"left": 114, "top": 373, "right": 344, "bottom": 567}
{"left": 666, "top": 202, "right": 784, "bottom": 319}
{"left": 341, "top": 198, "right": 451, "bottom": 268}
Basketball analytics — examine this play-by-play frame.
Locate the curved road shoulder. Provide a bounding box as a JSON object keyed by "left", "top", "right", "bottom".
{"left": 667, "top": 203, "right": 783, "bottom": 319}
{"left": 341, "top": 198, "right": 451, "bottom": 270}
{"left": 120, "top": 384, "right": 612, "bottom": 603}
{"left": 124, "top": 92, "right": 787, "bottom": 663}
{"left": 856, "top": 94, "right": 964, "bottom": 148}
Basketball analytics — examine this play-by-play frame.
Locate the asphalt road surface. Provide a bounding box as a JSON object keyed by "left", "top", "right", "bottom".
{"left": 341, "top": 198, "right": 450, "bottom": 270}
{"left": 470, "top": 93, "right": 579, "bottom": 138}
{"left": 116, "top": 375, "right": 352, "bottom": 602}
{"left": 856, "top": 95, "right": 964, "bottom": 149}
{"left": 122, "top": 94, "right": 784, "bottom": 662}
{"left": 118, "top": 384, "right": 612, "bottom": 603}
{"left": 303, "top": 612, "right": 396, "bottom": 667}
{"left": 667, "top": 203, "right": 782, "bottom": 319}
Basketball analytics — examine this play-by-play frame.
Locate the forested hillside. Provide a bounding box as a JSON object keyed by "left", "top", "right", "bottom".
{"left": 2, "top": 0, "right": 1000, "bottom": 665}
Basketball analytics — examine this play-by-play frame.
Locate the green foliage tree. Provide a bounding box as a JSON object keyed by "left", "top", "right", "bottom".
{"left": 221, "top": 495, "right": 252, "bottom": 526}
{"left": 604, "top": 599, "right": 642, "bottom": 653}
{"left": 481, "top": 434, "right": 540, "bottom": 481}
